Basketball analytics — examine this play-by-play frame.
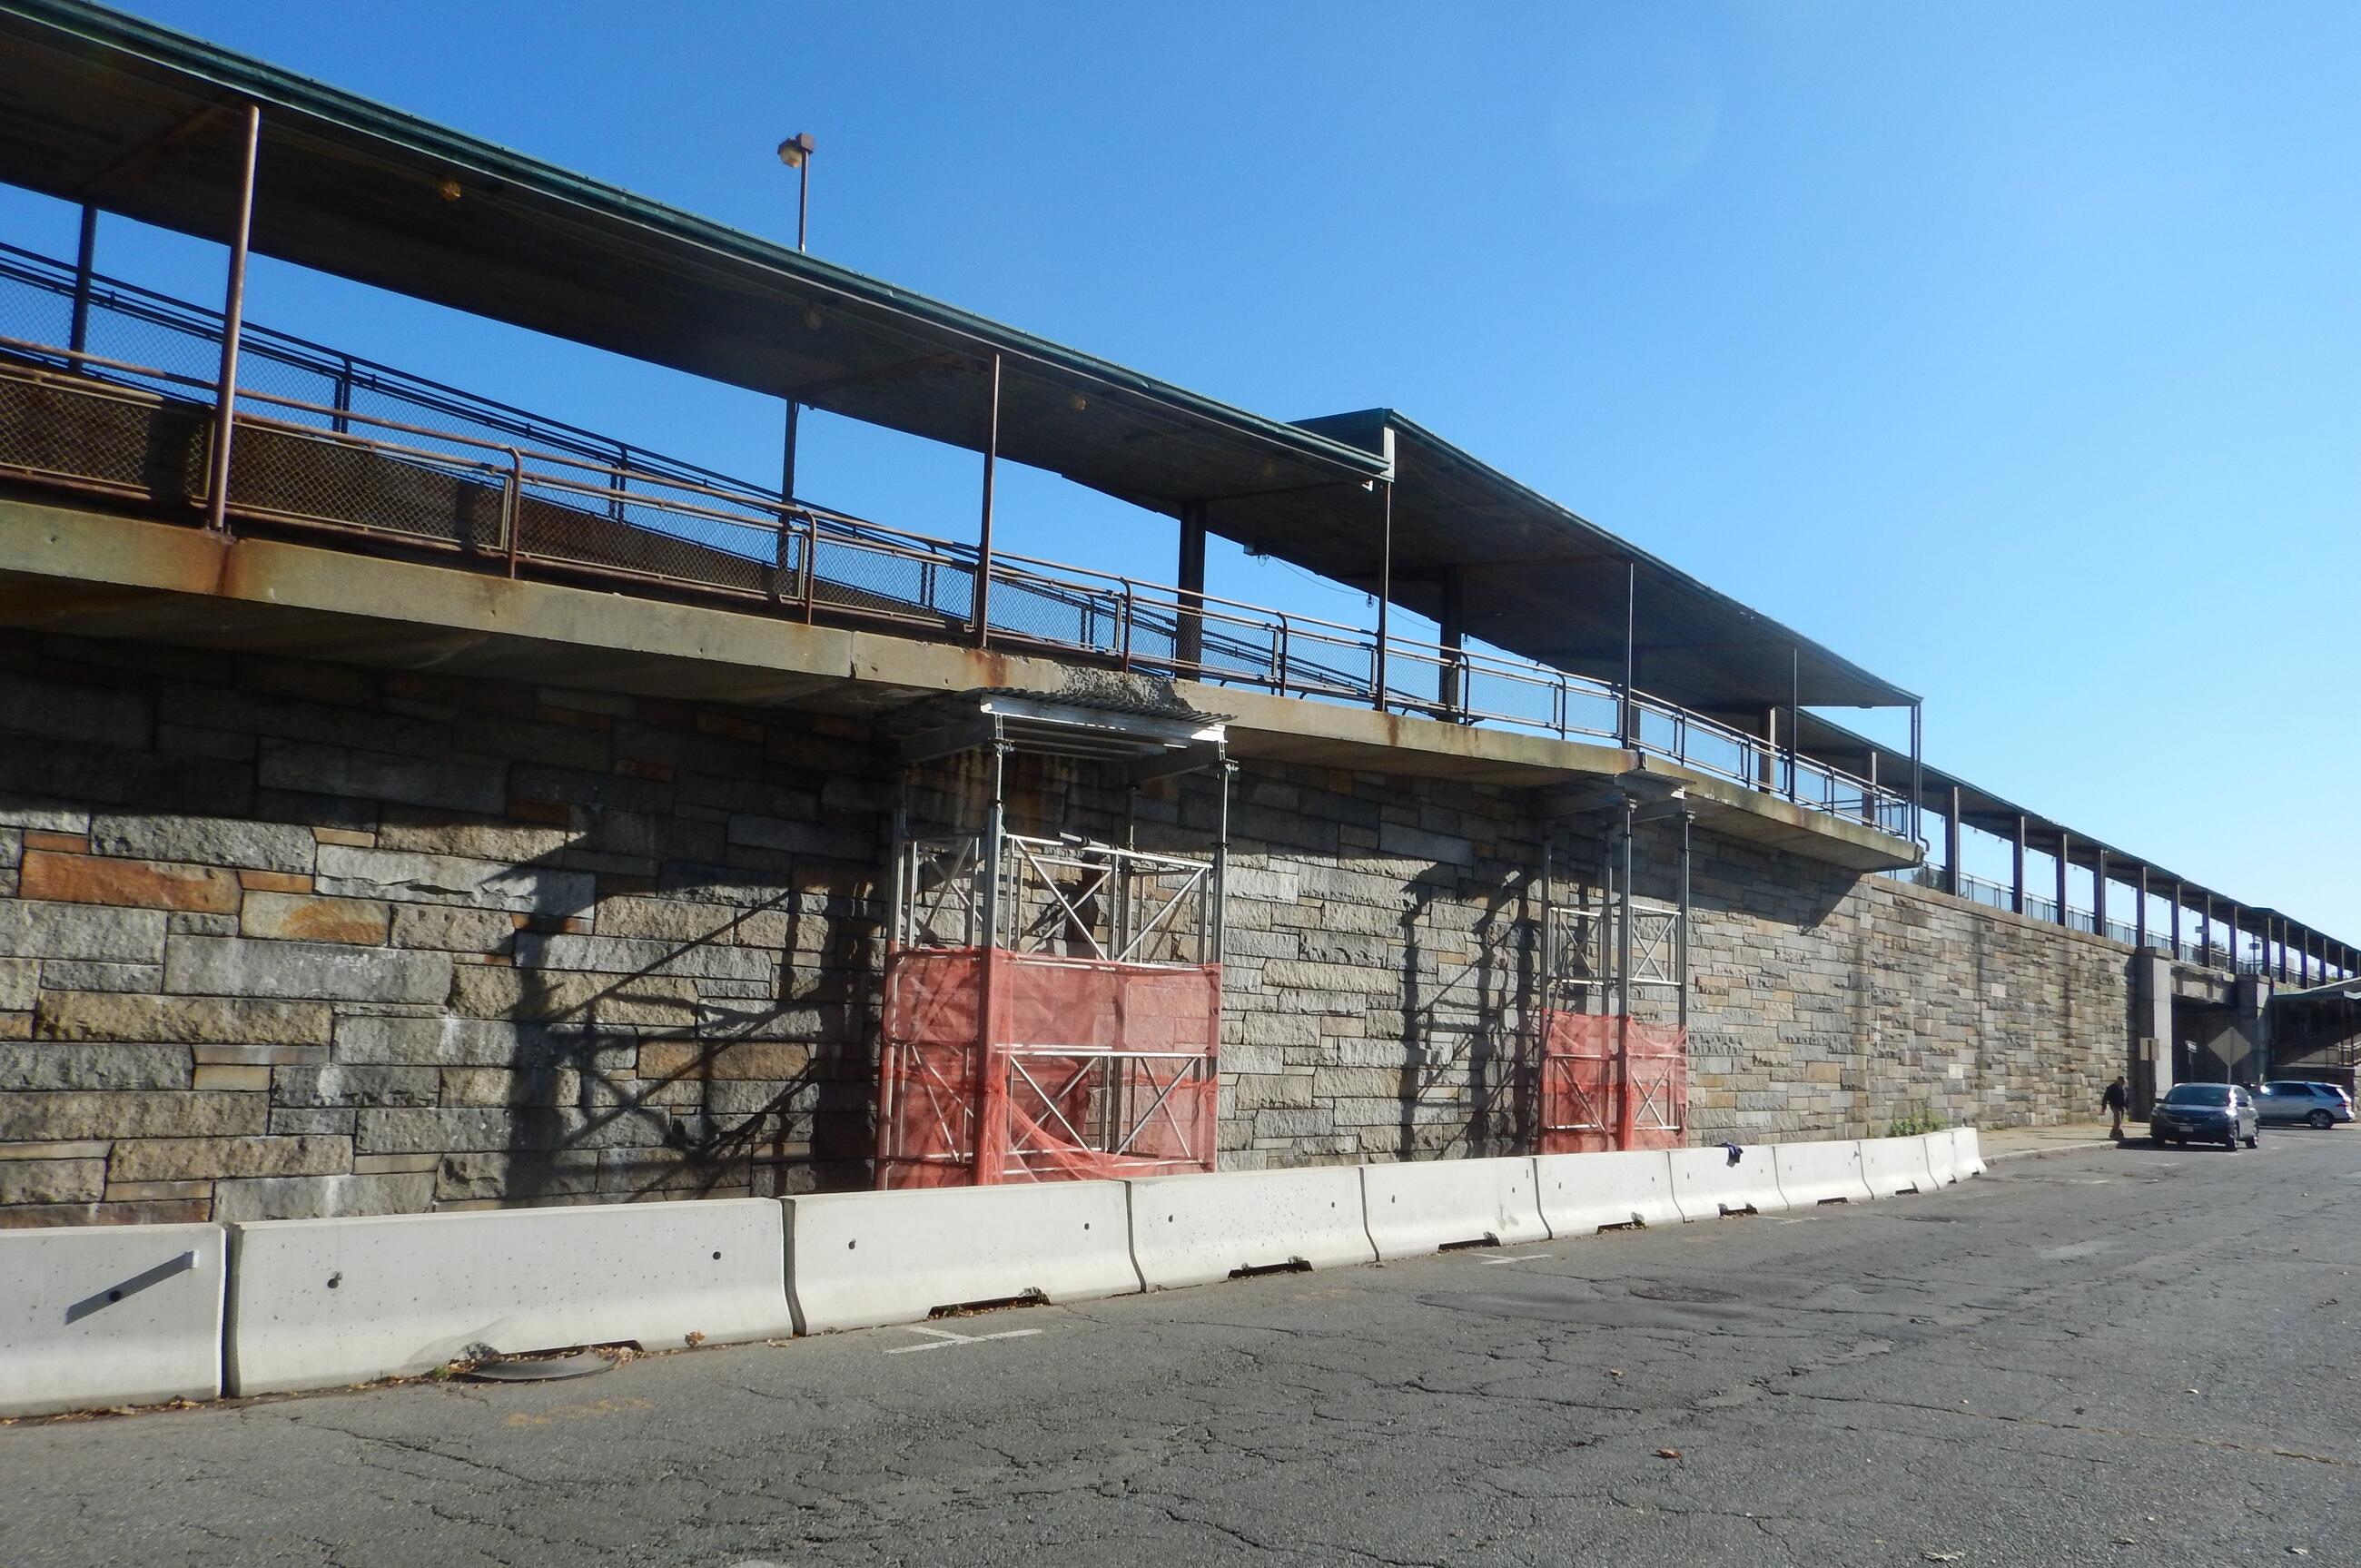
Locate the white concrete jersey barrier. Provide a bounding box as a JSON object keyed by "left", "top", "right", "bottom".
{"left": 1951, "top": 1127, "right": 1987, "bottom": 1178}
{"left": 1533, "top": 1149, "right": 1682, "bottom": 1235}
{"left": 1772, "top": 1139, "right": 1874, "bottom": 1206}
{"left": 1360, "top": 1156, "right": 1547, "bottom": 1260}
{"left": 1920, "top": 1131, "right": 1961, "bottom": 1187}
{"left": 1126, "top": 1167, "right": 1374, "bottom": 1288}
{"left": 1667, "top": 1144, "right": 1787, "bottom": 1220}
{"left": 0, "top": 1222, "right": 225, "bottom": 1417}
{"left": 226, "top": 1198, "right": 793, "bottom": 1395}
{"left": 785, "top": 1181, "right": 1141, "bottom": 1334}
{"left": 1859, "top": 1136, "right": 1935, "bottom": 1197}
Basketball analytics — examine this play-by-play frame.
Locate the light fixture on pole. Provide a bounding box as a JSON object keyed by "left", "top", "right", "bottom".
{"left": 776, "top": 133, "right": 814, "bottom": 250}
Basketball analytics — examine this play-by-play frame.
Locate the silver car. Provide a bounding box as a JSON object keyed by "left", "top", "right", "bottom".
{"left": 2149, "top": 1082, "right": 2259, "bottom": 1149}
{"left": 2257, "top": 1080, "right": 2356, "bottom": 1129}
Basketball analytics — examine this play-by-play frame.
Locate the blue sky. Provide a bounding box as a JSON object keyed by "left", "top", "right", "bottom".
{"left": 6, "top": 1, "right": 2355, "bottom": 949}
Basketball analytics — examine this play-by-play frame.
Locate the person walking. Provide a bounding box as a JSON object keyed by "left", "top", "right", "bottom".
{"left": 2101, "top": 1074, "right": 2129, "bottom": 1140}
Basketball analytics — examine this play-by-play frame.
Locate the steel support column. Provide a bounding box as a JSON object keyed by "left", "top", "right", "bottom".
{"left": 1616, "top": 794, "right": 1636, "bottom": 1023}
{"left": 2011, "top": 814, "right": 2028, "bottom": 915}
{"left": 1213, "top": 759, "right": 1235, "bottom": 965}
{"left": 2055, "top": 831, "right": 2071, "bottom": 928}
{"left": 2170, "top": 881, "right": 2183, "bottom": 956}
{"left": 1676, "top": 809, "right": 1693, "bottom": 1032}
{"left": 1619, "top": 561, "right": 1637, "bottom": 745}
{"left": 969, "top": 352, "right": 1002, "bottom": 648}
{"left": 1175, "top": 503, "right": 1208, "bottom": 672}
{"left": 1785, "top": 647, "right": 1800, "bottom": 804}
{"left": 1908, "top": 703, "right": 1923, "bottom": 853}
{"left": 203, "top": 103, "right": 262, "bottom": 535}
{"left": 1943, "top": 786, "right": 1961, "bottom": 895}
{"left": 2136, "top": 865, "right": 2149, "bottom": 949}
{"left": 67, "top": 203, "right": 97, "bottom": 365}
{"left": 778, "top": 398, "right": 800, "bottom": 509}
{"left": 1372, "top": 480, "right": 1393, "bottom": 711}
{"left": 1615, "top": 792, "right": 1637, "bottom": 1149}
{"left": 1438, "top": 565, "right": 1467, "bottom": 718}
{"left": 2094, "top": 849, "right": 2109, "bottom": 938}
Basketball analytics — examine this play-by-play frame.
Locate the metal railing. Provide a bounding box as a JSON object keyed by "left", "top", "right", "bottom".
{"left": 1955, "top": 871, "right": 2012, "bottom": 912}
{"left": 0, "top": 241, "right": 1907, "bottom": 833}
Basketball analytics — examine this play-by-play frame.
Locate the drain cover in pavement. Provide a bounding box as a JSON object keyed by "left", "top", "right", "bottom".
{"left": 1627, "top": 1284, "right": 1737, "bottom": 1304}
{"left": 466, "top": 1352, "right": 612, "bottom": 1383}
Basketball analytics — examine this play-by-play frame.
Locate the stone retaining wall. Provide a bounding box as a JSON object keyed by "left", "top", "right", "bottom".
{"left": 0, "top": 630, "right": 2134, "bottom": 1223}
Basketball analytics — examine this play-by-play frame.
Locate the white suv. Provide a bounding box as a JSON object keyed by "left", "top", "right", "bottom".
{"left": 2257, "top": 1080, "right": 2356, "bottom": 1129}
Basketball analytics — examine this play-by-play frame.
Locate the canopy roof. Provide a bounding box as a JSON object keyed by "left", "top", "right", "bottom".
{"left": 0, "top": 0, "right": 1388, "bottom": 515}
{"left": 1801, "top": 709, "right": 2348, "bottom": 953}
{"left": 1235, "top": 410, "right": 1916, "bottom": 712}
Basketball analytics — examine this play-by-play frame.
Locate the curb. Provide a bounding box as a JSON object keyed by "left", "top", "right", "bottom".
{"left": 1985, "top": 1138, "right": 2120, "bottom": 1165}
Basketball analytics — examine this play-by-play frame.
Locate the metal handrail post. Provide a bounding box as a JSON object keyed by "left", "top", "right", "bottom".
{"left": 802, "top": 509, "right": 820, "bottom": 623}
{"left": 502, "top": 447, "right": 523, "bottom": 577}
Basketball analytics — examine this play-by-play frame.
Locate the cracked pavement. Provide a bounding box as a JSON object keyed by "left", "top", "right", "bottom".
{"left": 6, "top": 1134, "right": 2359, "bottom": 1567}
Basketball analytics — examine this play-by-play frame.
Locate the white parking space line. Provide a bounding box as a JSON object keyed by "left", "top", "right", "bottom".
{"left": 1476, "top": 1253, "right": 1555, "bottom": 1267}
{"left": 884, "top": 1325, "right": 1044, "bottom": 1355}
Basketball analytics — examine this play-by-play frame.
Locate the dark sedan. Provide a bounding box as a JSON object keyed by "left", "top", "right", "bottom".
{"left": 2150, "top": 1083, "right": 2259, "bottom": 1149}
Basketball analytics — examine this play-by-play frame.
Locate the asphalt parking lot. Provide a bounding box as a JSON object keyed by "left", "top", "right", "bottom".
{"left": 5, "top": 1131, "right": 2357, "bottom": 1568}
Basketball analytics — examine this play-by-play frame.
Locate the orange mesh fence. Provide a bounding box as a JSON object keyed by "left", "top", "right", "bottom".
{"left": 1538, "top": 1011, "right": 1688, "bottom": 1154}
{"left": 878, "top": 946, "right": 1220, "bottom": 1188}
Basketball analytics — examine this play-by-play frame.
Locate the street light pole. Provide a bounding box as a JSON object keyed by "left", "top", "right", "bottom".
{"left": 776, "top": 133, "right": 814, "bottom": 250}
{"left": 775, "top": 133, "right": 815, "bottom": 521}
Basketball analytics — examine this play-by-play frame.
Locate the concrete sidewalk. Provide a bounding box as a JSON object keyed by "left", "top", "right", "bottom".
{"left": 1979, "top": 1119, "right": 2122, "bottom": 1161}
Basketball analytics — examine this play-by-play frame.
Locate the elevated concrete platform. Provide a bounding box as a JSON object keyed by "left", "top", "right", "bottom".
{"left": 0, "top": 498, "right": 1916, "bottom": 873}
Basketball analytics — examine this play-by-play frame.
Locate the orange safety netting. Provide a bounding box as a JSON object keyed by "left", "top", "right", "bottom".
{"left": 876, "top": 945, "right": 1221, "bottom": 1188}
{"left": 1538, "top": 1011, "right": 1688, "bottom": 1154}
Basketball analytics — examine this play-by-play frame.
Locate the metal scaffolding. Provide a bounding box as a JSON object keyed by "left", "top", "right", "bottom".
{"left": 1536, "top": 786, "right": 1694, "bottom": 1154}
{"left": 876, "top": 693, "right": 1232, "bottom": 1188}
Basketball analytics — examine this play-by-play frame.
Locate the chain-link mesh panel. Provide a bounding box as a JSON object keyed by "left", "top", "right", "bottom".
{"left": 0, "top": 261, "right": 71, "bottom": 354}
{"left": 515, "top": 480, "right": 773, "bottom": 595}
{"left": 0, "top": 370, "right": 207, "bottom": 499}
{"left": 226, "top": 423, "right": 506, "bottom": 550}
